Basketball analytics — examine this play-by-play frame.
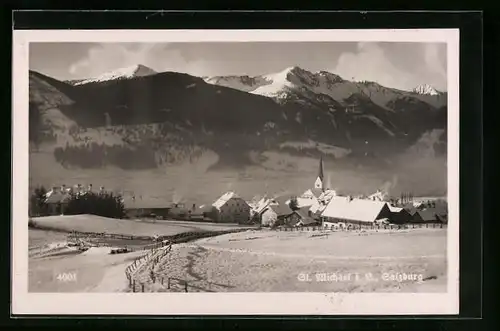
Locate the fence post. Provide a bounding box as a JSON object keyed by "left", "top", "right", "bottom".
{"left": 184, "top": 281, "right": 188, "bottom": 292}
{"left": 168, "top": 278, "right": 171, "bottom": 289}
{"left": 132, "top": 280, "right": 136, "bottom": 292}
{"left": 141, "top": 284, "right": 145, "bottom": 292}
{"left": 161, "top": 277, "right": 164, "bottom": 285}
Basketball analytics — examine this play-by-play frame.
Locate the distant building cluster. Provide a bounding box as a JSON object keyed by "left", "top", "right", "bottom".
{"left": 120, "top": 156, "right": 448, "bottom": 227}
{"left": 43, "top": 184, "right": 109, "bottom": 215}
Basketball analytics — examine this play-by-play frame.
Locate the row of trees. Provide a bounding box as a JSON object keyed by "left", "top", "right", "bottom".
{"left": 53, "top": 142, "right": 157, "bottom": 169}
{"left": 64, "top": 191, "right": 126, "bottom": 218}
{"left": 29, "top": 185, "right": 126, "bottom": 219}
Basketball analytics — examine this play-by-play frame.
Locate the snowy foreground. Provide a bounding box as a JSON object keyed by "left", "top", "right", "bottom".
{"left": 28, "top": 226, "right": 446, "bottom": 293}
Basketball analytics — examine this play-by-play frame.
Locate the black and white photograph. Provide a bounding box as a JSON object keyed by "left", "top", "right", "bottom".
{"left": 12, "top": 29, "right": 459, "bottom": 315}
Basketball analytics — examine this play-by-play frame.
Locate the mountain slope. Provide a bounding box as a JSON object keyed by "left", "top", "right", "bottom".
{"left": 29, "top": 67, "right": 448, "bottom": 198}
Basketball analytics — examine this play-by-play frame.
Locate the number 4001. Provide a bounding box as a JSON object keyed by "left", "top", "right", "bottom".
{"left": 56, "top": 272, "right": 77, "bottom": 282}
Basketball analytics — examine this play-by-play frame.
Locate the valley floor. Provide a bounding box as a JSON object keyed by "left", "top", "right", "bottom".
{"left": 27, "top": 223, "right": 447, "bottom": 293}
{"left": 135, "top": 228, "right": 447, "bottom": 293}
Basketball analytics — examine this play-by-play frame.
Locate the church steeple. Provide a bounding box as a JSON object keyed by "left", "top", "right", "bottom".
{"left": 314, "top": 156, "right": 325, "bottom": 191}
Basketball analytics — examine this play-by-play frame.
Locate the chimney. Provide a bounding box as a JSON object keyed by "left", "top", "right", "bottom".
{"left": 52, "top": 186, "right": 58, "bottom": 193}
{"left": 192, "top": 203, "right": 196, "bottom": 210}
{"left": 88, "top": 184, "right": 93, "bottom": 192}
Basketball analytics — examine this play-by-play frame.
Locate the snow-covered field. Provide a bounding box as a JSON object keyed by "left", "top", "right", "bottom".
{"left": 136, "top": 228, "right": 447, "bottom": 293}
{"left": 30, "top": 215, "right": 254, "bottom": 237}
{"left": 29, "top": 247, "right": 148, "bottom": 292}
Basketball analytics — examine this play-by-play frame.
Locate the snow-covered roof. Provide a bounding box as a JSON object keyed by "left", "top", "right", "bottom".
{"left": 212, "top": 191, "right": 240, "bottom": 210}
{"left": 388, "top": 206, "right": 403, "bottom": 213}
{"left": 321, "top": 197, "right": 388, "bottom": 223}
{"left": 318, "top": 189, "right": 337, "bottom": 202}
{"left": 368, "top": 190, "right": 389, "bottom": 201}
{"left": 309, "top": 200, "right": 327, "bottom": 214}
{"left": 254, "top": 198, "right": 272, "bottom": 214}
{"left": 45, "top": 189, "right": 71, "bottom": 204}
{"left": 286, "top": 196, "right": 319, "bottom": 209}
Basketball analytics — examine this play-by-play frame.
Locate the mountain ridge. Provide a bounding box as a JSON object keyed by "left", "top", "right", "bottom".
{"left": 29, "top": 66, "right": 448, "bottom": 197}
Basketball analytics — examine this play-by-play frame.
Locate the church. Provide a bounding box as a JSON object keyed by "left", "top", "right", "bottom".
{"left": 293, "top": 156, "right": 337, "bottom": 211}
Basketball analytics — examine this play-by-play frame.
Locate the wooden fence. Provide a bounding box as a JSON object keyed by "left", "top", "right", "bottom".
{"left": 277, "top": 222, "right": 447, "bottom": 232}
{"left": 124, "top": 228, "right": 253, "bottom": 293}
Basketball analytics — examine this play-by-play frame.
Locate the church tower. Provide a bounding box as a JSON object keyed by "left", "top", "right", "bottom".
{"left": 314, "top": 156, "right": 325, "bottom": 191}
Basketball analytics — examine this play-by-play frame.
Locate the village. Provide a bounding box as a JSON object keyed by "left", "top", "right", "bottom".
{"left": 38, "top": 157, "right": 448, "bottom": 231}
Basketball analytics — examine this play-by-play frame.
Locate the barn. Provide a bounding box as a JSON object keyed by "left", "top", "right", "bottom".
{"left": 123, "top": 199, "right": 172, "bottom": 219}
{"left": 212, "top": 191, "right": 251, "bottom": 224}
{"left": 388, "top": 205, "right": 412, "bottom": 224}
{"left": 284, "top": 208, "right": 319, "bottom": 227}
{"left": 320, "top": 196, "right": 392, "bottom": 226}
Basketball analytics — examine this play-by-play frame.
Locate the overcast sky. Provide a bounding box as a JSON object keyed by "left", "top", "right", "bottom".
{"left": 29, "top": 42, "right": 447, "bottom": 91}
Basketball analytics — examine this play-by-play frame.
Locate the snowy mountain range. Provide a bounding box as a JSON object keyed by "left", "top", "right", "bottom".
{"left": 412, "top": 84, "right": 442, "bottom": 96}
{"left": 203, "top": 66, "right": 446, "bottom": 110}
{"left": 66, "top": 64, "right": 158, "bottom": 86}
{"left": 29, "top": 63, "right": 447, "bottom": 197}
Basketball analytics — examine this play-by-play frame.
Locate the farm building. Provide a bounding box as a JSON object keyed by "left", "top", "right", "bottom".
{"left": 168, "top": 202, "right": 191, "bottom": 220}
{"left": 44, "top": 185, "right": 72, "bottom": 215}
{"left": 212, "top": 191, "right": 251, "bottom": 223}
{"left": 402, "top": 205, "right": 425, "bottom": 223}
{"left": 418, "top": 208, "right": 448, "bottom": 223}
{"left": 388, "top": 205, "right": 412, "bottom": 224}
{"left": 189, "top": 204, "right": 217, "bottom": 222}
{"left": 284, "top": 208, "right": 318, "bottom": 227}
{"left": 271, "top": 204, "right": 295, "bottom": 227}
{"left": 123, "top": 199, "right": 172, "bottom": 219}
{"left": 259, "top": 206, "right": 278, "bottom": 227}
{"left": 320, "top": 196, "right": 392, "bottom": 226}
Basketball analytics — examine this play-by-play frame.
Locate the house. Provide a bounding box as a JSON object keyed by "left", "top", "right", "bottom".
{"left": 320, "top": 196, "right": 392, "bottom": 226}
{"left": 44, "top": 185, "right": 72, "bottom": 215}
{"left": 284, "top": 208, "right": 319, "bottom": 227}
{"left": 190, "top": 204, "right": 217, "bottom": 222}
{"left": 367, "top": 189, "right": 389, "bottom": 202}
{"left": 270, "top": 203, "right": 294, "bottom": 227}
{"left": 168, "top": 202, "right": 190, "bottom": 220}
{"left": 212, "top": 191, "right": 251, "bottom": 223}
{"left": 402, "top": 205, "right": 424, "bottom": 223}
{"left": 317, "top": 189, "right": 338, "bottom": 204}
{"left": 286, "top": 193, "right": 320, "bottom": 210}
{"left": 123, "top": 198, "right": 172, "bottom": 219}
{"left": 418, "top": 208, "right": 447, "bottom": 223}
{"left": 259, "top": 206, "right": 278, "bottom": 227}
{"left": 388, "top": 205, "right": 412, "bottom": 224}
{"left": 251, "top": 197, "right": 273, "bottom": 224}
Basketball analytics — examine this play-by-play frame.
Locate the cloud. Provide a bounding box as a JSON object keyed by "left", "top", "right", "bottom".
{"left": 68, "top": 43, "right": 211, "bottom": 79}
{"left": 332, "top": 42, "right": 447, "bottom": 91}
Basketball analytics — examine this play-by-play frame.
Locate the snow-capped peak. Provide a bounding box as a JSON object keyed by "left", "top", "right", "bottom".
{"left": 73, "top": 64, "right": 157, "bottom": 86}
{"left": 412, "top": 84, "right": 440, "bottom": 96}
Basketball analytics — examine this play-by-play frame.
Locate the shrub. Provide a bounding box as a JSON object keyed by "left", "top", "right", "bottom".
{"left": 65, "top": 191, "right": 126, "bottom": 219}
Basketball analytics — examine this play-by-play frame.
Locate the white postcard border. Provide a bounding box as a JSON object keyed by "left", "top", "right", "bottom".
{"left": 12, "top": 29, "right": 460, "bottom": 316}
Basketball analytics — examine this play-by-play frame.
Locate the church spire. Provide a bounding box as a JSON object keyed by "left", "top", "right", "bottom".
{"left": 314, "top": 156, "right": 325, "bottom": 191}
{"left": 318, "top": 155, "right": 324, "bottom": 181}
